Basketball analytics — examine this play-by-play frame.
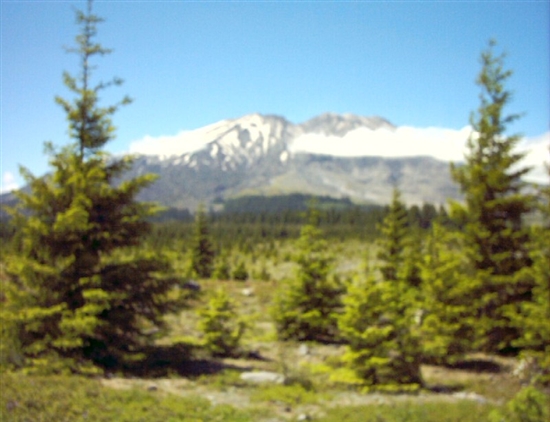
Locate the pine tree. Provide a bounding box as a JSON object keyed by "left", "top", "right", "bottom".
{"left": 338, "top": 188, "right": 423, "bottom": 388}
{"left": 272, "top": 207, "right": 343, "bottom": 342}
{"left": 450, "top": 40, "right": 534, "bottom": 353}
{"left": 190, "top": 205, "right": 215, "bottom": 279}
{"left": 338, "top": 276, "right": 423, "bottom": 390}
{"left": 231, "top": 260, "right": 249, "bottom": 281}
{"left": 419, "top": 223, "right": 477, "bottom": 364}
{"left": 377, "top": 188, "right": 409, "bottom": 283}
{"left": 212, "top": 251, "right": 231, "bottom": 280}
{"left": 198, "top": 288, "right": 246, "bottom": 357}
{"left": 1, "top": 0, "right": 182, "bottom": 373}
{"left": 511, "top": 147, "right": 550, "bottom": 385}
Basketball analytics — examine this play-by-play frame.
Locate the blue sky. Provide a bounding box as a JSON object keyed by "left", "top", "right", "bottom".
{"left": 2, "top": 0, "right": 549, "bottom": 192}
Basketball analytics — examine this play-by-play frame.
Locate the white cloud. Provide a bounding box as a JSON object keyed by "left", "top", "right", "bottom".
{"left": 1, "top": 171, "right": 19, "bottom": 193}
{"left": 517, "top": 132, "right": 549, "bottom": 184}
{"left": 128, "top": 120, "right": 230, "bottom": 158}
{"left": 128, "top": 120, "right": 549, "bottom": 185}
{"left": 289, "top": 126, "right": 549, "bottom": 184}
{"left": 129, "top": 130, "right": 208, "bottom": 158}
{"left": 289, "top": 125, "right": 472, "bottom": 162}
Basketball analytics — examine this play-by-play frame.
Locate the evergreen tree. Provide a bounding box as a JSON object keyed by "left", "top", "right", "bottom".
{"left": 450, "top": 40, "right": 534, "bottom": 353}
{"left": 190, "top": 205, "right": 215, "bottom": 279}
{"left": 511, "top": 148, "right": 550, "bottom": 385}
{"left": 377, "top": 188, "right": 409, "bottom": 283}
{"left": 402, "top": 228, "right": 423, "bottom": 290}
{"left": 272, "top": 207, "right": 343, "bottom": 342}
{"left": 338, "top": 276, "right": 423, "bottom": 390}
{"left": 338, "top": 187, "right": 423, "bottom": 388}
{"left": 1, "top": 0, "right": 182, "bottom": 373}
{"left": 231, "top": 260, "right": 249, "bottom": 281}
{"left": 212, "top": 251, "right": 231, "bottom": 280}
{"left": 198, "top": 288, "right": 246, "bottom": 357}
{"left": 419, "top": 223, "right": 477, "bottom": 364}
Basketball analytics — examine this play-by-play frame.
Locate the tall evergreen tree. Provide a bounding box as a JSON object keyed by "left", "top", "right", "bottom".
{"left": 339, "top": 275, "right": 423, "bottom": 389}
{"left": 419, "top": 223, "right": 477, "bottom": 364}
{"left": 272, "top": 207, "right": 343, "bottom": 342}
{"left": 338, "top": 188, "right": 423, "bottom": 388}
{"left": 377, "top": 188, "right": 409, "bottom": 283}
{"left": 450, "top": 40, "right": 534, "bottom": 353}
{"left": 511, "top": 148, "right": 550, "bottom": 385}
{"left": 190, "top": 205, "right": 215, "bottom": 279}
{"left": 1, "top": 0, "right": 182, "bottom": 373}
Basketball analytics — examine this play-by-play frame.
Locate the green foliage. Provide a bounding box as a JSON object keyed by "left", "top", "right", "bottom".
{"left": 1, "top": 1, "right": 182, "bottom": 373}
{"left": 318, "top": 401, "right": 496, "bottom": 422}
{"left": 338, "top": 276, "right": 423, "bottom": 389}
{"left": 489, "top": 386, "right": 550, "bottom": 422}
{"left": 250, "top": 383, "right": 319, "bottom": 407}
{"left": 450, "top": 40, "right": 534, "bottom": 353}
{"left": 190, "top": 205, "right": 215, "bottom": 279}
{"left": 253, "top": 262, "right": 271, "bottom": 281}
{"left": 419, "top": 223, "right": 477, "bottom": 364}
{"left": 272, "top": 208, "right": 344, "bottom": 342}
{"left": 231, "top": 260, "right": 249, "bottom": 281}
{"left": 0, "top": 373, "right": 261, "bottom": 422}
{"left": 54, "top": 0, "right": 131, "bottom": 158}
{"left": 338, "top": 188, "right": 423, "bottom": 388}
{"left": 212, "top": 251, "right": 231, "bottom": 280}
{"left": 197, "top": 288, "right": 246, "bottom": 357}
{"left": 377, "top": 188, "right": 410, "bottom": 283}
{"left": 511, "top": 154, "right": 550, "bottom": 385}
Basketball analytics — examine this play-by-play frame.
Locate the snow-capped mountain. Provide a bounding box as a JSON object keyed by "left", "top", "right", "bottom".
{"left": 126, "top": 113, "right": 465, "bottom": 209}
{"left": 2, "top": 112, "right": 545, "bottom": 213}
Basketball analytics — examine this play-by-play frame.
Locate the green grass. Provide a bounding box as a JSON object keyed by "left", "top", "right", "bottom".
{"left": 0, "top": 373, "right": 267, "bottom": 422}
{"left": 2, "top": 372, "right": 512, "bottom": 422}
{"left": 318, "top": 401, "right": 497, "bottom": 422}
{"left": 1, "top": 238, "right": 539, "bottom": 421}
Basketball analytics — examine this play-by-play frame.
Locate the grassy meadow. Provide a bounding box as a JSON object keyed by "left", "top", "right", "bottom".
{"left": 2, "top": 234, "right": 542, "bottom": 422}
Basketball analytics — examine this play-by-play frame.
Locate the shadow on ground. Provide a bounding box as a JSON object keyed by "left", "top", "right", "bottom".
{"left": 117, "top": 343, "right": 261, "bottom": 378}
{"left": 446, "top": 358, "right": 503, "bottom": 373}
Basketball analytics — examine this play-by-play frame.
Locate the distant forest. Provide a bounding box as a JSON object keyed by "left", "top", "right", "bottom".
{"left": 147, "top": 194, "right": 452, "bottom": 251}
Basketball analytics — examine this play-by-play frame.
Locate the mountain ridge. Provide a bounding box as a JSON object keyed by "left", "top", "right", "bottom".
{"left": 123, "top": 112, "right": 461, "bottom": 210}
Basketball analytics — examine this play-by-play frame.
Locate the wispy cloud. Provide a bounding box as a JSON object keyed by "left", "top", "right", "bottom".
{"left": 128, "top": 120, "right": 549, "bottom": 185}
{"left": 290, "top": 127, "right": 549, "bottom": 185}
{"left": 518, "top": 132, "right": 550, "bottom": 184}
{"left": 128, "top": 120, "right": 231, "bottom": 158}
{"left": 290, "top": 126, "right": 472, "bottom": 162}
{"left": 1, "top": 171, "right": 19, "bottom": 194}
{"left": 129, "top": 131, "right": 207, "bottom": 158}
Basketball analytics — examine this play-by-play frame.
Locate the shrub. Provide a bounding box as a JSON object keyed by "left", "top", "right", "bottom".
{"left": 197, "top": 288, "right": 246, "bottom": 357}
{"left": 232, "top": 260, "right": 249, "bottom": 281}
{"left": 489, "top": 386, "right": 550, "bottom": 422}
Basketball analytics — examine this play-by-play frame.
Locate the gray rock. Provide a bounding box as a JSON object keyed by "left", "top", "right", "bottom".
{"left": 240, "top": 371, "right": 285, "bottom": 384}
{"left": 298, "top": 344, "right": 310, "bottom": 356}
{"left": 453, "top": 391, "right": 487, "bottom": 403}
{"left": 182, "top": 280, "right": 201, "bottom": 291}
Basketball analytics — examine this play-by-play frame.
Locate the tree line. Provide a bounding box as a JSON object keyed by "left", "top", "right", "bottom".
{"left": 145, "top": 199, "right": 451, "bottom": 252}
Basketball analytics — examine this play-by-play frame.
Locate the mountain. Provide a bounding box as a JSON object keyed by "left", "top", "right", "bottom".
{"left": 125, "top": 113, "right": 461, "bottom": 210}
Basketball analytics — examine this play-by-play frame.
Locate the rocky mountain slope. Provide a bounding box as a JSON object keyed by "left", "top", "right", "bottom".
{"left": 126, "top": 113, "right": 461, "bottom": 209}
